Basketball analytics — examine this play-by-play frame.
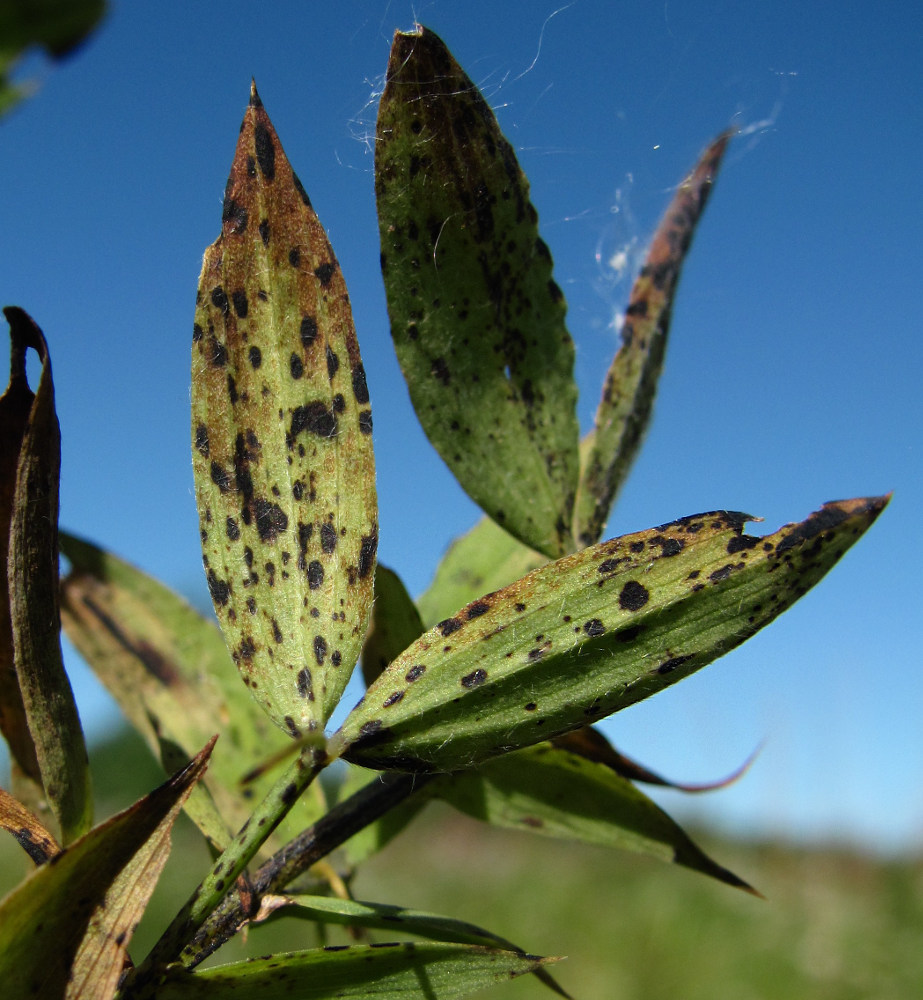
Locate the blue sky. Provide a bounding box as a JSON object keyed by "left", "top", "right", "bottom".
{"left": 2, "top": 1, "right": 920, "bottom": 852}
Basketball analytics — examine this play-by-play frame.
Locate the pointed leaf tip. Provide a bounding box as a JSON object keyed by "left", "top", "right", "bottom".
{"left": 575, "top": 130, "right": 733, "bottom": 546}
{"left": 335, "top": 495, "right": 887, "bottom": 772}
{"left": 192, "top": 91, "right": 377, "bottom": 736}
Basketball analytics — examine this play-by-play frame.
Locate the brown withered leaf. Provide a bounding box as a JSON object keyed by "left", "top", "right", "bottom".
{"left": 0, "top": 307, "right": 92, "bottom": 844}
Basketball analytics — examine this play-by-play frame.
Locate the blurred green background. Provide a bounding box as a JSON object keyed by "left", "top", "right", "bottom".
{"left": 2, "top": 727, "right": 919, "bottom": 1000}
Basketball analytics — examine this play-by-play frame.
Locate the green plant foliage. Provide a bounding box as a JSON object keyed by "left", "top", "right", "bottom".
{"left": 435, "top": 743, "right": 755, "bottom": 893}
{"left": 0, "top": 20, "right": 892, "bottom": 1000}
{"left": 376, "top": 27, "right": 580, "bottom": 560}
{"left": 58, "top": 533, "right": 326, "bottom": 852}
{"left": 154, "top": 943, "right": 553, "bottom": 1000}
{"left": 192, "top": 83, "right": 378, "bottom": 738}
{"left": 0, "top": 739, "right": 211, "bottom": 1000}
{"left": 574, "top": 131, "right": 732, "bottom": 547}
{"left": 416, "top": 516, "right": 547, "bottom": 628}
{"left": 333, "top": 497, "right": 886, "bottom": 773}
{"left": 362, "top": 566, "right": 425, "bottom": 687}
{"left": 0, "top": 308, "right": 91, "bottom": 844}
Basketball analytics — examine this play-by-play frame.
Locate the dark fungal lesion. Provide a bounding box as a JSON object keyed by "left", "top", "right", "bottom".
{"left": 618, "top": 580, "right": 649, "bottom": 611}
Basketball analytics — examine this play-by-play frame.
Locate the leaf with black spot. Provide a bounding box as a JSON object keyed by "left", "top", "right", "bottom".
{"left": 192, "top": 84, "right": 377, "bottom": 737}
{"left": 361, "top": 565, "right": 425, "bottom": 688}
{"left": 376, "top": 27, "right": 580, "bottom": 560}
{"left": 574, "top": 132, "right": 731, "bottom": 547}
{"left": 332, "top": 497, "right": 887, "bottom": 773}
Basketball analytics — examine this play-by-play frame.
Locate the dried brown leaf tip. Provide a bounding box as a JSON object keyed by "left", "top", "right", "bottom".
{"left": 192, "top": 83, "right": 377, "bottom": 738}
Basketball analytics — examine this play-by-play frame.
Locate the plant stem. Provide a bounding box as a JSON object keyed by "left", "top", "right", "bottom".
{"left": 121, "top": 743, "right": 328, "bottom": 997}
{"left": 185, "top": 771, "right": 432, "bottom": 968}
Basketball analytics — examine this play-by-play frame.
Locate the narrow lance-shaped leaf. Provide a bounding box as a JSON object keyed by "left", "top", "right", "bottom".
{"left": 193, "top": 84, "right": 378, "bottom": 737}
{"left": 154, "top": 943, "right": 553, "bottom": 1000}
{"left": 574, "top": 132, "right": 731, "bottom": 547}
{"left": 376, "top": 26, "right": 580, "bottom": 559}
{"left": 59, "top": 533, "right": 326, "bottom": 853}
{"left": 0, "top": 307, "right": 92, "bottom": 844}
{"left": 332, "top": 496, "right": 888, "bottom": 772}
{"left": 0, "top": 739, "right": 213, "bottom": 1000}
{"left": 436, "top": 743, "right": 756, "bottom": 894}
{"left": 254, "top": 894, "right": 572, "bottom": 999}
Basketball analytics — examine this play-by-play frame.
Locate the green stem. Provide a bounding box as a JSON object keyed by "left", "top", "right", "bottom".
{"left": 122, "top": 743, "right": 328, "bottom": 997}
{"left": 185, "top": 771, "right": 431, "bottom": 967}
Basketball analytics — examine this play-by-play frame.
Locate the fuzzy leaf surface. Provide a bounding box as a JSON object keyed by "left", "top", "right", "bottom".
{"left": 333, "top": 497, "right": 887, "bottom": 772}
{"left": 376, "top": 27, "right": 579, "bottom": 559}
{"left": 437, "top": 743, "right": 754, "bottom": 893}
{"left": 155, "top": 943, "right": 551, "bottom": 1000}
{"left": 0, "top": 740, "right": 212, "bottom": 1000}
{"left": 192, "top": 84, "right": 377, "bottom": 736}
{"left": 59, "top": 534, "right": 324, "bottom": 851}
{"left": 1, "top": 307, "right": 91, "bottom": 843}
{"left": 574, "top": 132, "right": 730, "bottom": 546}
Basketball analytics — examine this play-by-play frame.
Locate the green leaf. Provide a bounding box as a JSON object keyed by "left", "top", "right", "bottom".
{"left": 436, "top": 743, "right": 755, "bottom": 894}
{"left": 0, "top": 0, "right": 106, "bottom": 117}
{"left": 59, "top": 533, "right": 325, "bottom": 852}
{"left": 416, "top": 516, "right": 547, "bottom": 628}
{"left": 0, "top": 738, "right": 212, "bottom": 1000}
{"left": 256, "top": 893, "right": 528, "bottom": 949}
{"left": 0, "top": 307, "right": 91, "bottom": 844}
{"left": 376, "top": 26, "right": 580, "bottom": 559}
{"left": 257, "top": 895, "right": 572, "bottom": 1000}
{"left": 192, "top": 83, "right": 378, "bottom": 736}
{"left": 574, "top": 132, "right": 731, "bottom": 547}
{"left": 332, "top": 496, "right": 887, "bottom": 772}
{"left": 154, "top": 943, "right": 552, "bottom": 1000}
{"left": 362, "top": 565, "right": 425, "bottom": 687}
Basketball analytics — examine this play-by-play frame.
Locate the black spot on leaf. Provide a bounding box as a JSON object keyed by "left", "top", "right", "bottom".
{"left": 619, "top": 581, "right": 649, "bottom": 611}
{"left": 352, "top": 364, "right": 370, "bottom": 403}
{"left": 291, "top": 402, "right": 338, "bottom": 440}
{"left": 320, "top": 522, "right": 337, "bottom": 553}
{"left": 300, "top": 315, "right": 318, "bottom": 346}
{"left": 307, "top": 560, "right": 324, "bottom": 589}
{"left": 195, "top": 424, "right": 209, "bottom": 457}
{"left": 254, "top": 123, "right": 276, "bottom": 179}
{"left": 461, "top": 669, "right": 488, "bottom": 688}
{"left": 254, "top": 499, "right": 288, "bottom": 542}
{"left": 314, "top": 262, "right": 335, "bottom": 286}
